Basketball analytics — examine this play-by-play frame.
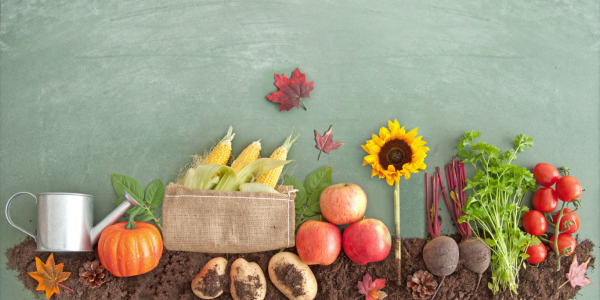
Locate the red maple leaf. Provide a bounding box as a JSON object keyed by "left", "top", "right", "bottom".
{"left": 314, "top": 125, "right": 344, "bottom": 160}
{"left": 565, "top": 254, "right": 593, "bottom": 288}
{"left": 358, "top": 273, "right": 387, "bottom": 300}
{"left": 266, "top": 68, "right": 314, "bottom": 111}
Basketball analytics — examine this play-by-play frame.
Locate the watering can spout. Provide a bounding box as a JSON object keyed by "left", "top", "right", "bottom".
{"left": 90, "top": 191, "right": 141, "bottom": 245}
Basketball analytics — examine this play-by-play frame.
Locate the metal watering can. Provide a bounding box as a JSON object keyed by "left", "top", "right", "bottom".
{"left": 5, "top": 191, "right": 141, "bottom": 251}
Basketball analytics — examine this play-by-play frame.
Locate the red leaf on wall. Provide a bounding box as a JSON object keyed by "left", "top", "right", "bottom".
{"left": 266, "top": 68, "right": 314, "bottom": 111}
{"left": 315, "top": 125, "right": 345, "bottom": 160}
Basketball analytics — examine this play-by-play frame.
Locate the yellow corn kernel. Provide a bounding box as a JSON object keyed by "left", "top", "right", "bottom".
{"left": 256, "top": 132, "right": 298, "bottom": 188}
{"left": 203, "top": 126, "right": 234, "bottom": 165}
{"left": 231, "top": 140, "right": 262, "bottom": 173}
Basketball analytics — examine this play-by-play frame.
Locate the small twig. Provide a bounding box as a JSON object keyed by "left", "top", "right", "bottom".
{"left": 558, "top": 279, "right": 570, "bottom": 289}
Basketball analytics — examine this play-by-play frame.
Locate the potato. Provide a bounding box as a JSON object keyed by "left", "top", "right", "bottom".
{"left": 268, "top": 252, "right": 317, "bottom": 300}
{"left": 230, "top": 258, "right": 267, "bottom": 300}
{"left": 191, "top": 257, "right": 228, "bottom": 299}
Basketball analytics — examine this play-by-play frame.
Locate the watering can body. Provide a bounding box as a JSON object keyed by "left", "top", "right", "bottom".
{"left": 5, "top": 191, "right": 139, "bottom": 252}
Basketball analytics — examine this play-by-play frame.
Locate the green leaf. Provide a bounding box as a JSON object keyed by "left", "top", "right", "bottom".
{"left": 303, "top": 208, "right": 316, "bottom": 217}
{"left": 130, "top": 207, "right": 145, "bottom": 216}
{"left": 284, "top": 175, "right": 307, "bottom": 205}
{"left": 296, "top": 215, "right": 321, "bottom": 228}
{"left": 295, "top": 207, "right": 303, "bottom": 214}
{"left": 485, "top": 238, "right": 497, "bottom": 247}
{"left": 145, "top": 179, "right": 165, "bottom": 208}
{"left": 138, "top": 211, "right": 155, "bottom": 222}
{"left": 310, "top": 204, "right": 321, "bottom": 213}
{"left": 304, "top": 167, "right": 332, "bottom": 196}
{"left": 110, "top": 174, "right": 144, "bottom": 203}
{"left": 113, "top": 195, "right": 125, "bottom": 206}
{"left": 307, "top": 186, "right": 327, "bottom": 206}
{"left": 126, "top": 206, "right": 138, "bottom": 214}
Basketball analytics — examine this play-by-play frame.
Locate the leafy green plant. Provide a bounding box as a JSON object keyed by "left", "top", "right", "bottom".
{"left": 110, "top": 174, "right": 165, "bottom": 230}
{"left": 283, "top": 166, "right": 333, "bottom": 229}
{"left": 457, "top": 131, "right": 538, "bottom": 295}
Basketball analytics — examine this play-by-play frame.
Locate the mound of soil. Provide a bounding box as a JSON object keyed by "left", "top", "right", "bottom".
{"left": 6, "top": 234, "right": 595, "bottom": 300}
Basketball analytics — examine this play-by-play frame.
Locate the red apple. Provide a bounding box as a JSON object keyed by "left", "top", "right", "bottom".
{"left": 320, "top": 183, "right": 367, "bottom": 225}
{"left": 296, "top": 220, "right": 342, "bottom": 265}
{"left": 342, "top": 218, "right": 391, "bottom": 265}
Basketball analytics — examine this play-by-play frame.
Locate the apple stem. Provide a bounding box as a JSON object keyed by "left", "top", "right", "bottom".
{"left": 394, "top": 181, "right": 401, "bottom": 286}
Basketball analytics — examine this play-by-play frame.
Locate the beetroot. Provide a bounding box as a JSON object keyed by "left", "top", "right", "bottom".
{"left": 442, "top": 159, "right": 491, "bottom": 292}
{"left": 423, "top": 236, "right": 459, "bottom": 277}
{"left": 459, "top": 237, "right": 491, "bottom": 292}
{"left": 424, "top": 171, "right": 459, "bottom": 299}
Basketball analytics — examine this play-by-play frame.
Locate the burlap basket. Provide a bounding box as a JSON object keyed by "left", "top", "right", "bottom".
{"left": 162, "top": 183, "right": 296, "bottom": 253}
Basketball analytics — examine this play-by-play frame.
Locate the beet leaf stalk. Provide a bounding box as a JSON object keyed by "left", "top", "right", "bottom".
{"left": 456, "top": 131, "right": 537, "bottom": 295}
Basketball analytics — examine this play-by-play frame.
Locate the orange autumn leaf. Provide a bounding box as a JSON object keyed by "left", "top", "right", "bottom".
{"left": 28, "top": 254, "right": 71, "bottom": 299}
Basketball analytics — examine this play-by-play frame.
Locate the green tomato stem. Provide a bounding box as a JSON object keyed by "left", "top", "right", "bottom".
{"left": 554, "top": 201, "right": 568, "bottom": 271}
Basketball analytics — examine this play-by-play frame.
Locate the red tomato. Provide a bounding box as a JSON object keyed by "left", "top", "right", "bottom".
{"left": 525, "top": 243, "right": 547, "bottom": 264}
{"left": 549, "top": 234, "right": 576, "bottom": 255}
{"left": 522, "top": 210, "right": 547, "bottom": 236}
{"left": 555, "top": 176, "right": 582, "bottom": 202}
{"left": 532, "top": 187, "right": 558, "bottom": 212}
{"left": 553, "top": 208, "right": 580, "bottom": 234}
{"left": 532, "top": 163, "right": 559, "bottom": 187}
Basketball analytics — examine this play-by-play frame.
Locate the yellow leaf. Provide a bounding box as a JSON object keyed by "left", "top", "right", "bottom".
{"left": 28, "top": 254, "right": 71, "bottom": 299}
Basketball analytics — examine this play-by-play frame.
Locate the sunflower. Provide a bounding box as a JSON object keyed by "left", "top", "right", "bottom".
{"left": 362, "top": 119, "right": 429, "bottom": 185}
{"left": 361, "top": 118, "right": 429, "bottom": 287}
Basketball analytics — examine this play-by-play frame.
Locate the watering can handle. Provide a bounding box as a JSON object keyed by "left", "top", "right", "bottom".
{"left": 5, "top": 192, "right": 37, "bottom": 242}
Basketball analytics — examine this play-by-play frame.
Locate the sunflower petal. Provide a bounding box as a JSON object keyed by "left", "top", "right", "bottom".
{"left": 406, "top": 127, "right": 419, "bottom": 139}
{"left": 364, "top": 155, "right": 378, "bottom": 164}
{"left": 379, "top": 127, "right": 391, "bottom": 141}
{"left": 372, "top": 134, "right": 385, "bottom": 147}
{"left": 371, "top": 167, "right": 379, "bottom": 178}
{"left": 388, "top": 119, "right": 400, "bottom": 132}
{"left": 385, "top": 175, "right": 394, "bottom": 185}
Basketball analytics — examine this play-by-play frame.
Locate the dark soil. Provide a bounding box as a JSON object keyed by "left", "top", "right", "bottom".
{"left": 192, "top": 267, "right": 225, "bottom": 297}
{"left": 233, "top": 272, "right": 262, "bottom": 300}
{"left": 273, "top": 263, "right": 306, "bottom": 297}
{"left": 6, "top": 234, "right": 595, "bottom": 300}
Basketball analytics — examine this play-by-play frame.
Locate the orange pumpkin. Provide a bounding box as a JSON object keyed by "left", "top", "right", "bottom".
{"left": 98, "top": 222, "right": 163, "bottom": 277}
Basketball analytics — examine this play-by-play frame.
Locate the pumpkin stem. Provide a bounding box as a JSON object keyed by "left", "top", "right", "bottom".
{"left": 125, "top": 214, "right": 137, "bottom": 230}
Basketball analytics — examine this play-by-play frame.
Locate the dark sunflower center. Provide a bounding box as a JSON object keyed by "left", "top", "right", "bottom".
{"left": 379, "top": 139, "right": 413, "bottom": 170}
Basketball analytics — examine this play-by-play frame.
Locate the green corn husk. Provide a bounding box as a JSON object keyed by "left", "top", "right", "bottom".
{"left": 182, "top": 165, "right": 234, "bottom": 190}
{"left": 181, "top": 158, "right": 289, "bottom": 191}
{"left": 239, "top": 183, "right": 280, "bottom": 193}
{"left": 215, "top": 158, "right": 290, "bottom": 191}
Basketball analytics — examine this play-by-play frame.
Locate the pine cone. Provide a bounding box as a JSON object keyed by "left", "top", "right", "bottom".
{"left": 406, "top": 270, "right": 438, "bottom": 299}
{"left": 79, "top": 260, "right": 107, "bottom": 288}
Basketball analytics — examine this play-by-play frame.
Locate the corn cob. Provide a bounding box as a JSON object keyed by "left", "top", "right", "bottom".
{"left": 256, "top": 132, "right": 299, "bottom": 188}
{"left": 231, "top": 140, "right": 262, "bottom": 173}
{"left": 203, "top": 126, "right": 235, "bottom": 165}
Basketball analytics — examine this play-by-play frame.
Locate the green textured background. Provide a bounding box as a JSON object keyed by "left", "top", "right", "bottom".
{"left": 1, "top": 0, "right": 599, "bottom": 299}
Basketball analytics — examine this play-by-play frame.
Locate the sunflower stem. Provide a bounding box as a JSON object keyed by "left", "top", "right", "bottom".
{"left": 394, "top": 181, "right": 401, "bottom": 286}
